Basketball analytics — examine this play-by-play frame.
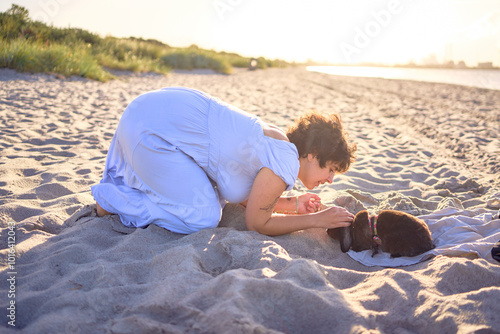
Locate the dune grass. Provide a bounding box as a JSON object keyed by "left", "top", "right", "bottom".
{"left": 160, "top": 48, "right": 233, "bottom": 74}
{"left": 1, "top": 39, "right": 113, "bottom": 81}
{"left": 0, "top": 4, "right": 288, "bottom": 81}
{"left": 91, "top": 36, "right": 171, "bottom": 74}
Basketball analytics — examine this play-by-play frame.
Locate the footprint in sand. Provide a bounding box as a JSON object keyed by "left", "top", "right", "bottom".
{"left": 487, "top": 192, "right": 500, "bottom": 209}
{"left": 34, "top": 183, "right": 73, "bottom": 200}
{"left": 434, "top": 177, "right": 483, "bottom": 194}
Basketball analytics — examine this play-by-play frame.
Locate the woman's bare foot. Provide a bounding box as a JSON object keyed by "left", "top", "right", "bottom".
{"left": 96, "top": 202, "right": 112, "bottom": 217}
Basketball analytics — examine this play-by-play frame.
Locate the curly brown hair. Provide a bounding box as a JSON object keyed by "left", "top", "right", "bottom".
{"left": 286, "top": 111, "right": 357, "bottom": 173}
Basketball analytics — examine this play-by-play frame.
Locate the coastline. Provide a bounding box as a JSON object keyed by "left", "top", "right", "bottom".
{"left": 307, "top": 65, "right": 500, "bottom": 91}
{"left": 0, "top": 67, "right": 499, "bottom": 333}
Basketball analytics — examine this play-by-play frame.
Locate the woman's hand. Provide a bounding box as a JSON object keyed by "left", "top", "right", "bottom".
{"left": 313, "top": 206, "right": 354, "bottom": 229}
{"left": 297, "top": 193, "right": 322, "bottom": 214}
{"left": 245, "top": 168, "right": 353, "bottom": 236}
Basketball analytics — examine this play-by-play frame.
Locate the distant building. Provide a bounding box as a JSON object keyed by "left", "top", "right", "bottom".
{"left": 456, "top": 61, "right": 467, "bottom": 68}
{"left": 422, "top": 53, "right": 439, "bottom": 66}
{"left": 478, "top": 62, "right": 493, "bottom": 69}
{"left": 444, "top": 60, "right": 455, "bottom": 68}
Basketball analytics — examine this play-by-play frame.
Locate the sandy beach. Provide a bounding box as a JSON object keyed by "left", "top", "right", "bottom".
{"left": 1, "top": 67, "right": 499, "bottom": 333}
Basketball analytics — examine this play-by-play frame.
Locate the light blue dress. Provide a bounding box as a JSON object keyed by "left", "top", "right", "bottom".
{"left": 91, "top": 87, "right": 299, "bottom": 234}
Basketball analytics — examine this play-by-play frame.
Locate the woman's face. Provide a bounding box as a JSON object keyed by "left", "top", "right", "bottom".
{"left": 298, "top": 154, "right": 338, "bottom": 190}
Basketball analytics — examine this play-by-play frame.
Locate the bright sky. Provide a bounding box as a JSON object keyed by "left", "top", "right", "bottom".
{"left": 1, "top": 0, "right": 499, "bottom": 66}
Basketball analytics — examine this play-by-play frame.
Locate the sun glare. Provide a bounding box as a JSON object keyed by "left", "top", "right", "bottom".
{"left": 0, "top": 0, "right": 498, "bottom": 66}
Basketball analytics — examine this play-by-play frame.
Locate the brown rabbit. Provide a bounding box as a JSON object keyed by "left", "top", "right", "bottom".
{"left": 327, "top": 210, "right": 434, "bottom": 257}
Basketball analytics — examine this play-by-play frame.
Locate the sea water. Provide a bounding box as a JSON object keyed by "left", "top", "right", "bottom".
{"left": 307, "top": 66, "right": 500, "bottom": 91}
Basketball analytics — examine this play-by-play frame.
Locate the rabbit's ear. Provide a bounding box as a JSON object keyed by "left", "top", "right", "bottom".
{"left": 338, "top": 226, "right": 352, "bottom": 253}
{"left": 327, "top": 227, "right": 352, "bottom": 252}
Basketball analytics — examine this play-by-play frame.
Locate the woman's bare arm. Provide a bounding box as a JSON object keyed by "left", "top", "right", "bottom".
{"left": 272, "top": 196, "right": 297, "bottom": 213}
{"left": 245, "top": 168, "right": 354, "bottom": 236}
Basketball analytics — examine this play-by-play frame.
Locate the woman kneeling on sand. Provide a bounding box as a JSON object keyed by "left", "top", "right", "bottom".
{"left": 92, "top": 87, "right": 357, "bottom": 235}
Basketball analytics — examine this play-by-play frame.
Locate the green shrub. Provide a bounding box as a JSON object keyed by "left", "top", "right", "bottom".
{"left": 161, "top": 50, "right": 232, "bottom": 74}
{"left": 96, "top": 52, "right": 170, "bottom": 74}
{"left": 0, "top": 4, "right": 288, "bottom": 80}
{"left": 0, "top": 4, "right": 29, "bottom": 40}
{"left": 92, "top": 37, "right": 170, "bottom": 74}
{"left": 0, "top": 39, "right": 112, "bottom": 81}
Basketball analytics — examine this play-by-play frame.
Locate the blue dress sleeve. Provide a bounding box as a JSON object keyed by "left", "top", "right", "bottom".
{"left": 258, "top": 137, "right": 300, "bottom": 191}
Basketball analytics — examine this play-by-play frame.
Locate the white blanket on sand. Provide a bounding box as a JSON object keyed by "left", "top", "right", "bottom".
{"left": 348, "top": 208, "right": 500, "bottom": 267}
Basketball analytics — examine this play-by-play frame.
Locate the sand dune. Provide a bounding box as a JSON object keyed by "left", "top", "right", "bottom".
{"left": 0, "top": 67, "right": 499, "bottom": 333}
